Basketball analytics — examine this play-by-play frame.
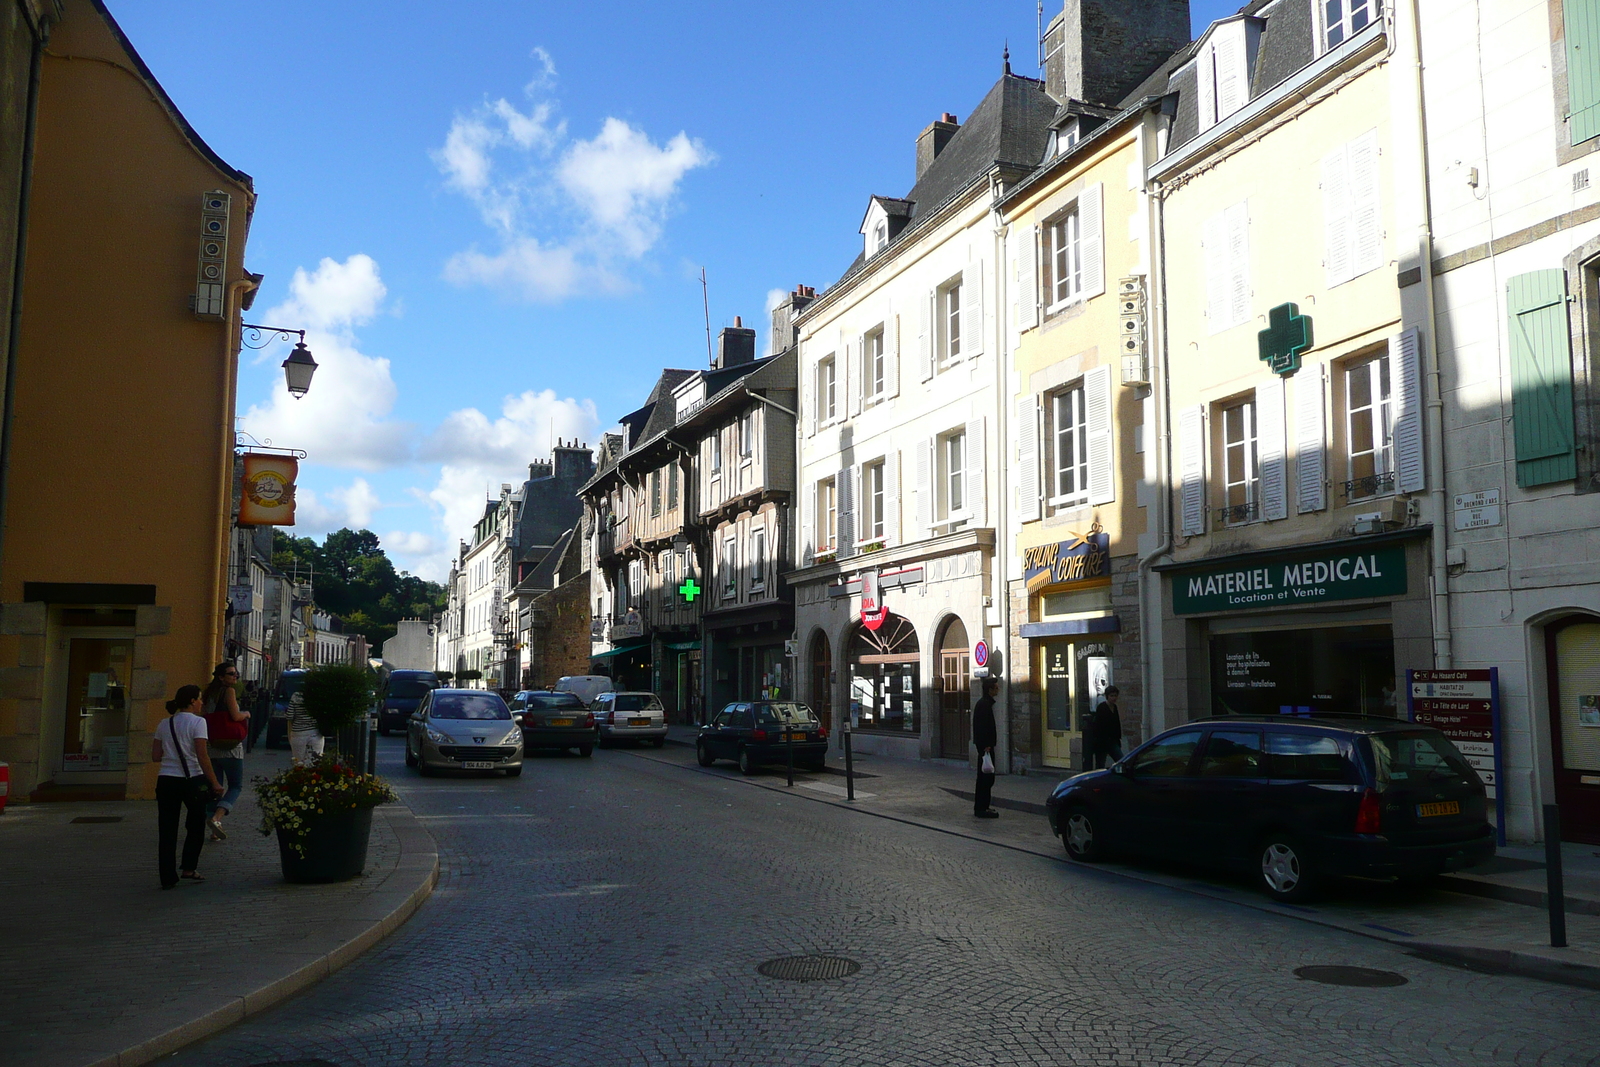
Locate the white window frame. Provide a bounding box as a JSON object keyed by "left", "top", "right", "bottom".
{"left": 1043, "top": 206, "right": 1082, "bottom": 312}
{"left": 1049, "top": 383, "right": 1089, "bottom": 508}
{"left": 720, "top": 537, "right": 738, "bottom": 599}
{"left": 1322, "top": 0, "right": 1380, "bottom": 50}
{"left": 874, "top": 220, "right": 888, "bottom": 252}
{"left": 862, "top": 460, "right": 886, "bottom": 541}
{"left": 939, "top": 430, "right": 967, "bottom": 520}
{"left": 819, "top": 477, "right": 838, "bottom": 552}
{"left": 1344, "top": 353, "right": 1395, "bottom": 499}
{"left": 711, "top": 430, "right": 722, "bottom": 474}
{"left": 819, "top": 357, "right": 838, "bottom": 423}
{"left": 739, "top": 411, "right": 754, "bottom": 459}
{"left": 750, "top": 527, "right": 767, "bottom": 591}
{"left": 938, "top": 278, "right": 962, "bottom": 365}
{"left": 1221, "top": 396, "right": 1260, "bottom": 524}
{"left": 866, "top": 327, "right": 885, "bottom": 399}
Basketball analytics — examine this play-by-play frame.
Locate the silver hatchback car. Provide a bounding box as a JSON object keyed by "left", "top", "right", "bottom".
{"left": 405, "top": 689, "right": 524, "bottom": 777}
{"left": 594, "top": 691, "right": 669, "bottom": 747}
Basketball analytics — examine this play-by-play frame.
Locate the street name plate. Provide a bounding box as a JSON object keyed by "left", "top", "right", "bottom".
{"left": 1452, "top": 488, "right": 1502, "bottom": 531}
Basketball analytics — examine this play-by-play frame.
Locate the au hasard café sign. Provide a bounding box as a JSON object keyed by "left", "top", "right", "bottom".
{"left": 1171, "top": 543, "right": 1406, "bottom": 615}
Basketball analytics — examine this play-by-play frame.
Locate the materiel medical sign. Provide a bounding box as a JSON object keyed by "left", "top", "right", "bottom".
{"left": 1407, "top": 667, "right": 1505, "bottom": 842}
{"left": 237, "top": 453, "right": 298, "bottom": 526}
{"left": 1171, "top": 544, "right": 1406, "bottom": 615}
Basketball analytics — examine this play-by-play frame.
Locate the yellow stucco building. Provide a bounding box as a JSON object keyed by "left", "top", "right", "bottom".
{"left": 0, "top": 0, "right": 256, "bottom": 801}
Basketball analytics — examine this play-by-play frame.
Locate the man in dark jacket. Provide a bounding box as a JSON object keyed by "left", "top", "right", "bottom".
{"left": 972, "top": 676, "right": 1000, "bottom": 818}
{"left": 1089, "top": 685, "right": 1124, "bottom": 770}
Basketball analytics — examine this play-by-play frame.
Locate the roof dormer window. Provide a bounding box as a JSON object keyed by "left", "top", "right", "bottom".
{"left": 1194, "top": 18, "right": 1263, "bottom": 134}
{"left": 874, "top": 220, "right": 888, "bottom": 252}
{"left": 860, "top": 195, "right": 912, "bottom": 260}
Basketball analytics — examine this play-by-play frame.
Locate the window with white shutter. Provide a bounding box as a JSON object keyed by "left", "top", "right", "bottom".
{"left": 837, "top": 467, "right": 855, "bottom": 555}
{"left": 1225, "top": 202, "right": 1250, "bottom": 328}
{"left": 1017, "top": 394, "right": 1042, "bottom": 522}
{"left": 1080, "top": 183, "right": 1105, "bottom": 302}
{"left": 1179, "top": 405, "right": 1207, "bottom": 536}
{"left": 961, "top": 263, "right": 984, "bottom": 358}
{"left": 1203, "top": 202, "right": 1251, "bottom": 333}
{"left": 919, "top": 291, "right": 934, "bottom": 381}
{"left": 1390, "top": 328, "right": 1426, "bottom": 493}
{"left": 849, "top": 337, "right": 864, "bottom": 416}
{"left": 965, "top": 418, "right": 987, "bottom": 526}
{"left": 1014, "top": 227, "right": 1039, "bottom": 332}
{"left": 884, "top": 313, "right": 900, "bottom": 397}
{"left": 1257, "top": 376, "right": 1288, "bottom": 520}
{"left": 915, "top": 439, "right": 933, "bottom": 533}
{"left": 1085, "top": 364, "right": 1115, "bottom": 505}
{"left": 1295, "top": 362, "right": 1327, "bottom": 513}
{"left": 1195, "top": 23, "right": 1253, "bottom": 133}
{"left": 884, "top": 449, "right": 900, "bottom": 544}
{"left": 1221, "top": 394, "right": 1261, "bottom": 525}
{"left": 1323, "top": 130, "right": 1382, "bottom": 287}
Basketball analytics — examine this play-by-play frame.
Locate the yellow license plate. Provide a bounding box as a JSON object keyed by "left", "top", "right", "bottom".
{"left": 785, "top": 733, "right": 808, "bottom": 743}
{"left": 549, "top": 718, "right": 573, "bottom": 727}
{"left": 1417, "top": 800, "right": 1460, "bottom": 817}
{"left": 628, "top": 718, "right": 650, "bottom": 726}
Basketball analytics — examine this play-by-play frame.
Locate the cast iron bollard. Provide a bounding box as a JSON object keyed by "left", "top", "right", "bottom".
{"left": 1544, "top": 804, "right": 1568, "bottom": 948}
{"left": 843, "top": 718, "right": 855, "bottom": 801}
{"left": 786, "top": 721, "right": 795, "bottom": 787}
{"left": 367, "top": 718, "right": 379, "bottom": 776}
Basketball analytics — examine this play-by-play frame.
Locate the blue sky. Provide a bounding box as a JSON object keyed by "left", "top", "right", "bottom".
{"left": 117, "top": 0, "right": 1237, "bottom": 581}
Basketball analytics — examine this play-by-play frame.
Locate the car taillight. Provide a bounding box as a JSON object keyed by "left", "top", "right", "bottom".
{"left": 583, "top": 714, "right": 594, "bottom": 727}
{"left": 817, "top": 726, "right": 828, "bottom": 740}
{"left": 1355, "top": 788, "right": 1382, "bottom": 834}
{"left": 752, "top": 729, "right": 768, "bottom": 741}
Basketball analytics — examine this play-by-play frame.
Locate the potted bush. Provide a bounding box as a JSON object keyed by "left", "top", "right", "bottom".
{"left": 302, "top": 662, "right": 375, "bottom": 735}
{"left": 256, "top": 754, "right": 397, "bottom": 883}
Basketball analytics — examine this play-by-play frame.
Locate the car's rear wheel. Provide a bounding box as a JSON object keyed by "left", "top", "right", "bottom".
{"left": 738, "top": 747, "right": 758, "bottom": 776}
{"left": 404, "top": 739, "right": 418, "bottom": 767}
{"left": 651, "top": 737, "right": 666, "bottom": 749}
{"left": 1257, "top": 833, "right": 1316, "bottom": 902}
{"left": 577, "top": 744, "right": 594, "bottom": 758}
{"left": 696, "top": 740, "right": 715, "bottom": 767}
{"left": 1062, "top": 808, "right": 1103, "bottom": 862}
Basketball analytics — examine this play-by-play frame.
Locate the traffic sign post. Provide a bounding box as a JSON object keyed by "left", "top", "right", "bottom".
{"left": 1408, "top": 667, "right": 1505, "bottom": 846}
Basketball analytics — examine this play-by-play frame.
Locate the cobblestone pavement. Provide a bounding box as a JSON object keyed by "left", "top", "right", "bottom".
{"left": 167, "top": 739, "right": 1600, "bottom": 1067}
{"left": 0, "top": 747, "right": 434, "bottom": 1067}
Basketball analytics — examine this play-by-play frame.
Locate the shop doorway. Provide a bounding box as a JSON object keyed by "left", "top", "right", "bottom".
{"left": 1546, "top": 616, "right": 1600, "bottom": 844}
{"left": 52, "top": 631, "right": 135, "bottom": 780}
{"left": 809, "top": 632, "right": 832, "bottom": 732}
{"left": 849, "top": 615, "right": 921, "bottom": 735}
{"left": 938, "top": 619, "right": 971, "bottom": 759}
{"left": 1040, "top": 640, "right": 1110, "bottom": 769}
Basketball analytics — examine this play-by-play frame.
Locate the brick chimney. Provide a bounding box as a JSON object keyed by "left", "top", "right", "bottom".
{"left": 716, "top": 316, "right": 757, "bottom": 369}
{"left": 916, "top": 112, "right": 960, "bottom": 181}
{"left": 1044, "top": 0, "right": 1190, "bottom": 106}
{"left": 769, "top": 285, "right": 816, "bottom": 356}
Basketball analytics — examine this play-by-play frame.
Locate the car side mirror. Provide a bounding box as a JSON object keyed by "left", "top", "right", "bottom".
{"left": 1110, "top": 762, "right": 1128, "bottom": 776}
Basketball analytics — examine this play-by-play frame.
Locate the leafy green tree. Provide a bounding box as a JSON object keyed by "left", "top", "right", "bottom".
{"left": 273, "top": 529, "right": 446, "bottom": 651}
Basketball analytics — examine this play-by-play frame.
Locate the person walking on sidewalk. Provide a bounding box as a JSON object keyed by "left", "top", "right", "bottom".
{"left": 287, "top": 684, "right": 324, "bottom": 766}
{"left": 201, "top": 662, "right": 249, "bottom": 840}
{"left": 972, "top": 676, "right": 1000, "bottom": 819}
{"left": 152, "top": 685, "right": 224, "bottom": 889}
{"left": 1088, "top": 686, "right": 1125, "bottom": 771}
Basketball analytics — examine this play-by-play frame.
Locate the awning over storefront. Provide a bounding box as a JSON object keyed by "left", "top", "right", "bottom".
{"left": 1019, "top": 617, "right": 1120, "bottom": 638}
{"left": 589, "top": 638, "right": 649, "bottom": 661}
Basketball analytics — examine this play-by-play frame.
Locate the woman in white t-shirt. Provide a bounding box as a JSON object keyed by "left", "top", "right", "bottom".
{"left": 151, "top": 685, "right": 224, "bottom": 889}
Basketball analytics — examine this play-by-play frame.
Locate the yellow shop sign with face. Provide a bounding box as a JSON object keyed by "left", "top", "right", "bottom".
{"left": 238, "top": 454, "right": 298, "bottom": 526}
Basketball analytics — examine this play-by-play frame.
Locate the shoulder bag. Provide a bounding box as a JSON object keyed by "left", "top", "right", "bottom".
{"left": 168, "top": 716, "right": 209, "bottom": 800}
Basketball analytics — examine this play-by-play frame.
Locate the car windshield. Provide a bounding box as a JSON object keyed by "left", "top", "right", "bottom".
{"left": 275, "top": 675, "right": 305, "bottom": 698}
{"left": 615, "top": 695, "right": 663, "bottom": 711}
{"left": 388, "top": 680, "right": 433, "bottom": 699}
{"left": 531, "top": 693, "right": 587, "bottom": 710}
{"left": 1370, "top": 730, "right": 1478, "bottom": 786}
{"left": 430, "top": 693, "right": 511, "bottom": 720}
{"left": 755, "top": 703, "right": 815, "bottom": 726}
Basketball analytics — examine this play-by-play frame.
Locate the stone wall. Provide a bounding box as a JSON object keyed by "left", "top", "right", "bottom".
{"left": 520, "top": 573, "right": 592, "bottom": 689}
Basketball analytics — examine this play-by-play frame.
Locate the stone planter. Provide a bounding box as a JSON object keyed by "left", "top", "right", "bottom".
{"left": 276, "top": 806, "right": 374, "bottom": 883}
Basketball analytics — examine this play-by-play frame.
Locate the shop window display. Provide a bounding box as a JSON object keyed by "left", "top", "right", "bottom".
{"left": 1209, "top": 624, "right": 1396, "bottom": 718}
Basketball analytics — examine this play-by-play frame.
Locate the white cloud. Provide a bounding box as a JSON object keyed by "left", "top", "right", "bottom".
{"left": 435, "top": 50, "right": 713, "bottom": 301}
{"left": 762, "top": 287, "right": 786, "bottom": 355}
{"left": 239, "top": 256, "right": 410, "bottom": 471}
{"left": 293, "top": 477, "right": 380, "bottom": 532}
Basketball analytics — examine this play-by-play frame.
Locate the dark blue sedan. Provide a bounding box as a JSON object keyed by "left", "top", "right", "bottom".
{"left": 697, "top": 701, "right": 828, "bottom": 775}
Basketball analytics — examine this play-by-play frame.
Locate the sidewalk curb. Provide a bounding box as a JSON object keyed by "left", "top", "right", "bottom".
{"left": 627, "top": 747, "right": 1600, "bottom": 993}
{"left": 1436, "top": 874, "right": 1600, "bottom": 917}
{"left": 85, "top": 801, "right": 439, "bottom": 1067}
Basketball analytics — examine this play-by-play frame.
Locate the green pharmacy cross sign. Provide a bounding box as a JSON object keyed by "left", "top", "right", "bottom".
{"left": 1258, "top": 302, "right": 1313, "bottom": 376}
{"left": 678, "top": 577, "right": 701, "bottom": 603}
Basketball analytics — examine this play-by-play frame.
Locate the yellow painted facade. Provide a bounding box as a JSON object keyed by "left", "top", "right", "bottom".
{"left": 0, "top": 0, "right": 255, "bottom": 801}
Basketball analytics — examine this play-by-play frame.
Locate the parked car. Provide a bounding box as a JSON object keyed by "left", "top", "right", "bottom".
{"left": 1045, "top": 716, "right": 1495, "bottom": 902}
{"left": 265, "top": 669, "right": 307, "bottom": 749}
{"left": 377, "top": 669, "right": 441, "bottom": 736}
{"left": 404, "top": 688, "right": 523, "bottom": 777}
{"left": 696, "top": 701, "right": 828, "bottom": 775}
{"left": 593, "top": 691, "right": 669, "bottom": 747}
{"left": 553, "top": 675, "right": 615, "bottom": 706}
{"left": 516, "top": 691, "right": 599, "bottom": 756}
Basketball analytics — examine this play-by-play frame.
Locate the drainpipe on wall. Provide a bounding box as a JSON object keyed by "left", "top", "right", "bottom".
{"left": 1405, "top": 0, "right": 1453, "bottom": 669}
{"left": 0, "top": 14, "right": 53, "bottom": 593}
{"left": 991, "top": 172, "right": 1012, "bottom": 772}
{"left": 1138, "top": 138, "right": 1176, "bottom": 738}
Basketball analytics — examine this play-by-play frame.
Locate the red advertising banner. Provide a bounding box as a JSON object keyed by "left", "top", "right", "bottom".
{"left": 860, "top": 570, "right": 886, "bottom": 631}
{"left": 238, "top": 453, "right": 298, "bottom": 526}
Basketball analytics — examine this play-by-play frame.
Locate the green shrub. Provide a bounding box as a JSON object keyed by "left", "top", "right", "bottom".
{"left": 301, "top": 663, "right": 375, "bottom": 734}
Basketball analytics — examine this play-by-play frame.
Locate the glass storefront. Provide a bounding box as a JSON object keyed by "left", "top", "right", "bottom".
{"left": 849, "top": 616, "right": 921, "bottom": 734}
{"left": 1208, "top": 624, "right": 1396, "bottom": 718}
{"left": 59, "top": 636, "right": 133, "bottom": 774}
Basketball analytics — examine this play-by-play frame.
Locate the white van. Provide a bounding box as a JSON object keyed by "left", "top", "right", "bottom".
{"left": 554, "top": 675, "right": 616, "bottom": 706}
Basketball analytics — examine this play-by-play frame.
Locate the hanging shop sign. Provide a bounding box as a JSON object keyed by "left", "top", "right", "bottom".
{"left": 1258, "top": 302, "right": 1313, "bottom": 376}
{"left": 238, "top": 453, "right": 299, "bottom": 526}
{"left": 860, "top": 570, "right": 887, "bottom": 631}
{"left": 615, "top": 610, "right": 644, "bottom": 639}
{"left": 229, "top": 584, "right": 253, "bottom": 614}
{"left": 1171, "top": 544, "right": 1406, "bottom": 615}
{"left": 1023, "top": 530, "right": 1110, "bottom": 593}
{"left": 1408, "top": 667, "right": 1505, "bottom": 843}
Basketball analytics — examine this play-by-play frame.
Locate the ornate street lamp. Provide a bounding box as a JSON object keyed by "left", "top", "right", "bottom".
{"left": 241, "top": 324, "right": 318, "bottom": 399}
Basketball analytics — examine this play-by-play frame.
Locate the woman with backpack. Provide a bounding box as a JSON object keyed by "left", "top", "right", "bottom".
{"left": 201, "top": 661, "right": 250, "bottom": 840}
{"left": 152, "top": 685, "right": 223, "bottom": 888}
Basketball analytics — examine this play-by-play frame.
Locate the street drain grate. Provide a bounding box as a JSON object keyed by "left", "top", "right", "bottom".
{"left": 758, "top": 955, "right": 861, "bottom": 981}
{"left": 70, "top": 816, "right": 122, "bottom": 824}
{"left": 1294, "top": 965, "right": 1408, "bottom": 987}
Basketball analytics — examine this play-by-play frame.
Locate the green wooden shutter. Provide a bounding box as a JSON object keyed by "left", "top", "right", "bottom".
{"left": 1568, "top": 0, "right": 1600, "bottom": 144}
{"left": 1507, "top": 270, "right": 1577, "bottom": 487}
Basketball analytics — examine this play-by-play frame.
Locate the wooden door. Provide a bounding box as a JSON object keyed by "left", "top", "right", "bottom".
{"left": 1041, "top": 640, "right": 1076, "bottom": 768}
{"left": 939, "top": 650, "right": 970, "bottom": 758}
{"left": 1547, "top": 617, "right": 1600, "bottom": 843}
{"left": 811, "top": 638, "right": 833, "bottom": 732}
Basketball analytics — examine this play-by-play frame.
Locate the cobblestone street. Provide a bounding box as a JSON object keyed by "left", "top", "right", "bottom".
{"left": 168, "top": 740, "right": 1600, "bottom": 1067}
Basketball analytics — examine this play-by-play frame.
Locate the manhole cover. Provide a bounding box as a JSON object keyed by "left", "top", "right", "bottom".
{"left": 1294, "top": 965, "right": 1408, "bottom": 987}
{"left": 70, "top": 816, "right": 122, "bottom": 824}
{"left": 757, "top": 955, "right": 860, "bottom": 981}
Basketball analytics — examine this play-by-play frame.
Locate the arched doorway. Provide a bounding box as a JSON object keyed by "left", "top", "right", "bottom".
{"left": 809, "top": 631, "right": 833, "bottom": 732}
{"left": 848, "top": 614, "right": 921, "bottom": 735}
{"left": 938, "top": 617, "right": 971, "bottom": 759}
{"left": 1545, "top": 614, "right": 1600, "bottom": 843}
